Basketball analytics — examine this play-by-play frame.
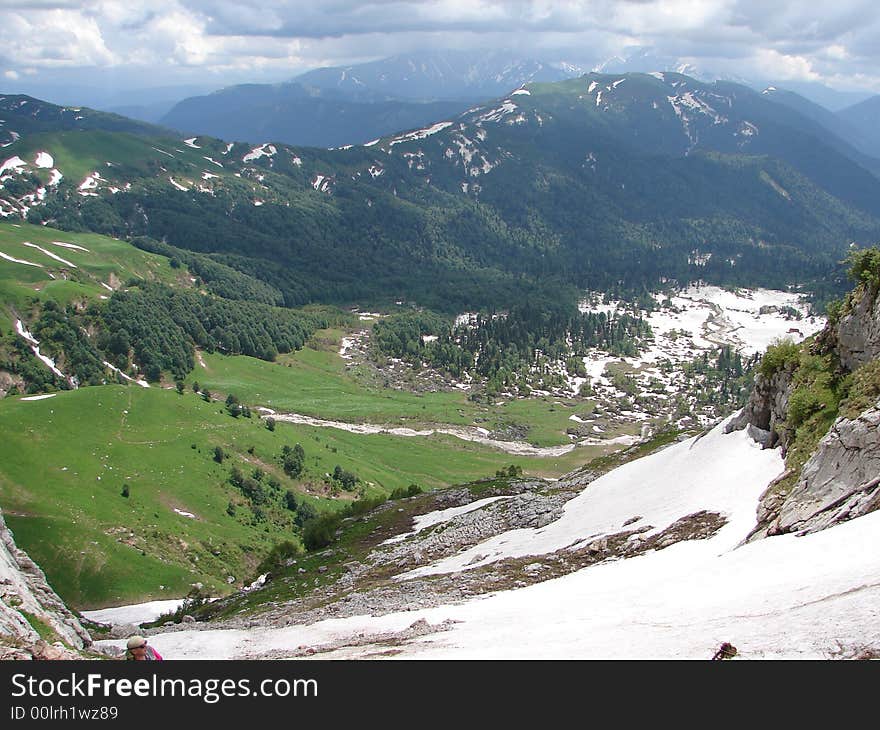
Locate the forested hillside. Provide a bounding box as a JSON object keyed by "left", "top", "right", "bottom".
{"left": 3, "top": 73, "right": 879, "bottom": 315}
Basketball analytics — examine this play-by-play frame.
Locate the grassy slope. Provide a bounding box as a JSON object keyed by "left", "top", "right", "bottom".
{"left": 7, "top": 130, "right": 237, "bottom": 189}
{"left": 0, "top": 382, "right": 598, "bottom": 609}
{"left": 0, "top": 221, "right": 179, "bottom": 332}
{"left": 190, "top": 333, "right": 634, "bottom": 449}
{"left": 0, "top": 222, "right": 628, "bottom": 608}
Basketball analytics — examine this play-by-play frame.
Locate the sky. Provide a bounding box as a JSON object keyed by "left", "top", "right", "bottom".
{"left": 2, "top": 1, "right": 880, "bottom": 106}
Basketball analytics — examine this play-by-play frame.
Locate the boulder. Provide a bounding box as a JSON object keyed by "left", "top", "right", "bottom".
{"left": 108, "top": 623, "right": 139, "bottom": 639}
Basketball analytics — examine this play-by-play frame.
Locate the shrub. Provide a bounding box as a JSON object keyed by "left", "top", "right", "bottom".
{"left": 825, "top": 298, "right": 844, "bottom": 326}
{"left": 213, "top": 446, "right": 225, "bottom": 464}
{"left": 840, "top": 360, "right": 880, "bottom": 419}
{"left": 266, "top": 417, "right": 276, "bottom": 431}
{"left": 257, "top": 540, "right": 304, "bottom": 575}
{"left": 121, "top": 484, "right": 130, "bottom": 498}
{"left": 391, "top": 483, "right": 423, "bottom": 500}
{"left": 240, "top": 477, "right": 266, "bottom": 504}
{"left": 294, "top": 500, "right": 317, "bottom": 527}
{"left": 152, "top": 587, "right": 210, "bottom": 625}
{"left": 284, "top": 490, "right": 298, "bottom": 511}
{"left": 225, "top": 393, "right": 241, "bottom": 417}
{"left": 787, "top": 387, "right": 826, "bottom": 430}
{"left": 847, "top": 247, "right": 880, "bottom": 291}
{"left": 758, "top": 338, "right": 801, "bottom": 378}
{"left": 332, "top": 465, "right": 357, "bottom": 490}
{"left": 302, "top": 514, "right": 340, "bottom": 551}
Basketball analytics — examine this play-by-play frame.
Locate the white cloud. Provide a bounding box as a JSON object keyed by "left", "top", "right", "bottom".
{"left": 4, "top": 70, "right": 20, "bottom": 80}
{"left": 2, "top": 1, "right": 880, "bottom": 93}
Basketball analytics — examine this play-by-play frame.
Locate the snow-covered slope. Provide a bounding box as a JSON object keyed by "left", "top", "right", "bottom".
{"left": 96, "top": 416, "right": 880, "bottom": 659}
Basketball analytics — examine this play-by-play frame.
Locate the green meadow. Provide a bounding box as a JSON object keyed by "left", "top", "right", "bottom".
{"left": 0, "top": 384, "right": 602, "bottom": 608}
{"left": 189, "top": 334, "right": 627, "bottom": 449}
{"left": 0, "top": 220, "right": 634, "bottom": 609}
{"left": 9, "top": 130, "right": 234, "bottom": 189}
{"left": 0, "top": 221, "right": 179, "bottom": 331}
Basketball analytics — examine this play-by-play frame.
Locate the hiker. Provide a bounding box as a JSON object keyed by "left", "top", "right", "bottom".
{"left": 711, "top": 642, "right": 737, "bottom": 660}
{"left": 125, "top": 635, "right": 163, "bottom": 661}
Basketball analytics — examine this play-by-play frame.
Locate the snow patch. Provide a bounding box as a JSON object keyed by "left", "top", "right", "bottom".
{"left": 402, "top": 417, "right": 781, "bottom": 578}
{"left": 382, "top": 496, "right": 512, "bottom": 545}
{"left": 389, "top": 121, "right": 453, "bottom": 146}
{"left": 243, "top": 144, "right": 277, "bottom": 163}
{"left": 82, "top": 599, "right": 186, "bottom": 627}
{"left": 0, "top": 156, "right": 26, "bottom": 174}
{"left": 34, "top": 151, "right": 53, "bottom": 168}
{"left": 103, "top": 361, "right": 149, "bottom": 388}
{"left": 0, "top": 251, "right": 43, "bottom": 267}
{"left": 78, "top": 172, "right": 101, "bottom": 191}
{"left": 22, "top": 242, "right": 76, "bottom": 267}
{"left": 269, "top": 412, "right": 577, "bottom": 457}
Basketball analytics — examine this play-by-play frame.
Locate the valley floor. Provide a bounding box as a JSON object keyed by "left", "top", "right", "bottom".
{"left": 94, "top": 416, "right": 880, "bottom": 659}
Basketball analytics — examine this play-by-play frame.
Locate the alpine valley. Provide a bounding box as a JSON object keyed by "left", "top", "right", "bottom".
{"left": 1, "top": 66, "right": 879, "bottom": 660}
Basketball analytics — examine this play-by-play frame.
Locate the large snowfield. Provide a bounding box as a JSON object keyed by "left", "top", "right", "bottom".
{"left": 95, "top": 416, "right": 880, "bottom": 660}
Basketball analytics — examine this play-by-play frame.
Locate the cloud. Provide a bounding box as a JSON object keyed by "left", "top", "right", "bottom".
{"left": 2, "top": 1, "right": 880, "bottom": 93}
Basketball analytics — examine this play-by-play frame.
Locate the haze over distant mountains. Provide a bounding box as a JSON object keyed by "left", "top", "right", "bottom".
{"left": 158, "top": 50, "right": 571, "bottom": 148}
{"left": 151, "top": 48, "right": 880, "bottom": 153}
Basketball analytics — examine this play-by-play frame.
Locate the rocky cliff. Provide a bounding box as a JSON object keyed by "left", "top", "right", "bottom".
{"left": 837, "top": 283, "right": 880, "bottom": 370}
{"left": 729, "top": 276, "right": 880, "bottom": 540}
{"left": 726, "top": 367, "right": 796, "bottom": 453}
{"left": 0, "top": 509, "right": 92, "bottom": 659}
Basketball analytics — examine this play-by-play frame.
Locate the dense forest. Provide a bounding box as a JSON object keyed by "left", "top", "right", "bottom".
{"left": 1, "top": 282, "right": 350, "bottom": 393}
{"left": 371, "top": 302, "right": 654, "bottom": 393}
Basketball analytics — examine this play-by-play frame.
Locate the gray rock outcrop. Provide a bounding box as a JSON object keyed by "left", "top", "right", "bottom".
{"left": 836, "top": 286, "right": 880, "bottom": 371}
{"left": 728, "top": 280, "right": 880, "bottom": 539}
{"left": 0, "top": 509, "right": 91, "bottom": 654}
{"left": 774, "top": 404, "right": 880, "bottom": 535}
{"left": 725, "top": 367, "right": 795, "bottom": 452}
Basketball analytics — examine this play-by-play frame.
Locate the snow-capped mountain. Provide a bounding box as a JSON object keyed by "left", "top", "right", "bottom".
{"left": 159, "top": 50, "right": 575, "bottom": 148}
{"left": 293, "top": 49, "right": 573, "bottom": 101}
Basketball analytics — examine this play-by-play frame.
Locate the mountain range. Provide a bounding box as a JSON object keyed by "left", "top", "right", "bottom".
{"left": 4, "top": 70, "right": 880, "bottom": 314}
{"left": 159, "top": 50, "right": 572, "bottom": 148}
{"left": 2, "top": 62, "right": 880, "bottom": 661}
{"left": 155, "top": 50, "right": 880, "bottom": 156}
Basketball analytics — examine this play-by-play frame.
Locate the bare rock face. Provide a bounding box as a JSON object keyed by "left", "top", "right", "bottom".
{"left": 774, "top": 405, "right": 880, "bottom": 535}
{"left": 837, "top": 288, "right": 880, "bottom": 371}
{"left": 729, "top": 282, "right": 880, "bottom": 541}
{"left": 0, "top": 371, "right": 24, "bottom": 399}
{"left": 0, "top": 509, "right": 91, "bottom": 654}
{"left": 725, "top": 367, "right": 795, "bottom": 453}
